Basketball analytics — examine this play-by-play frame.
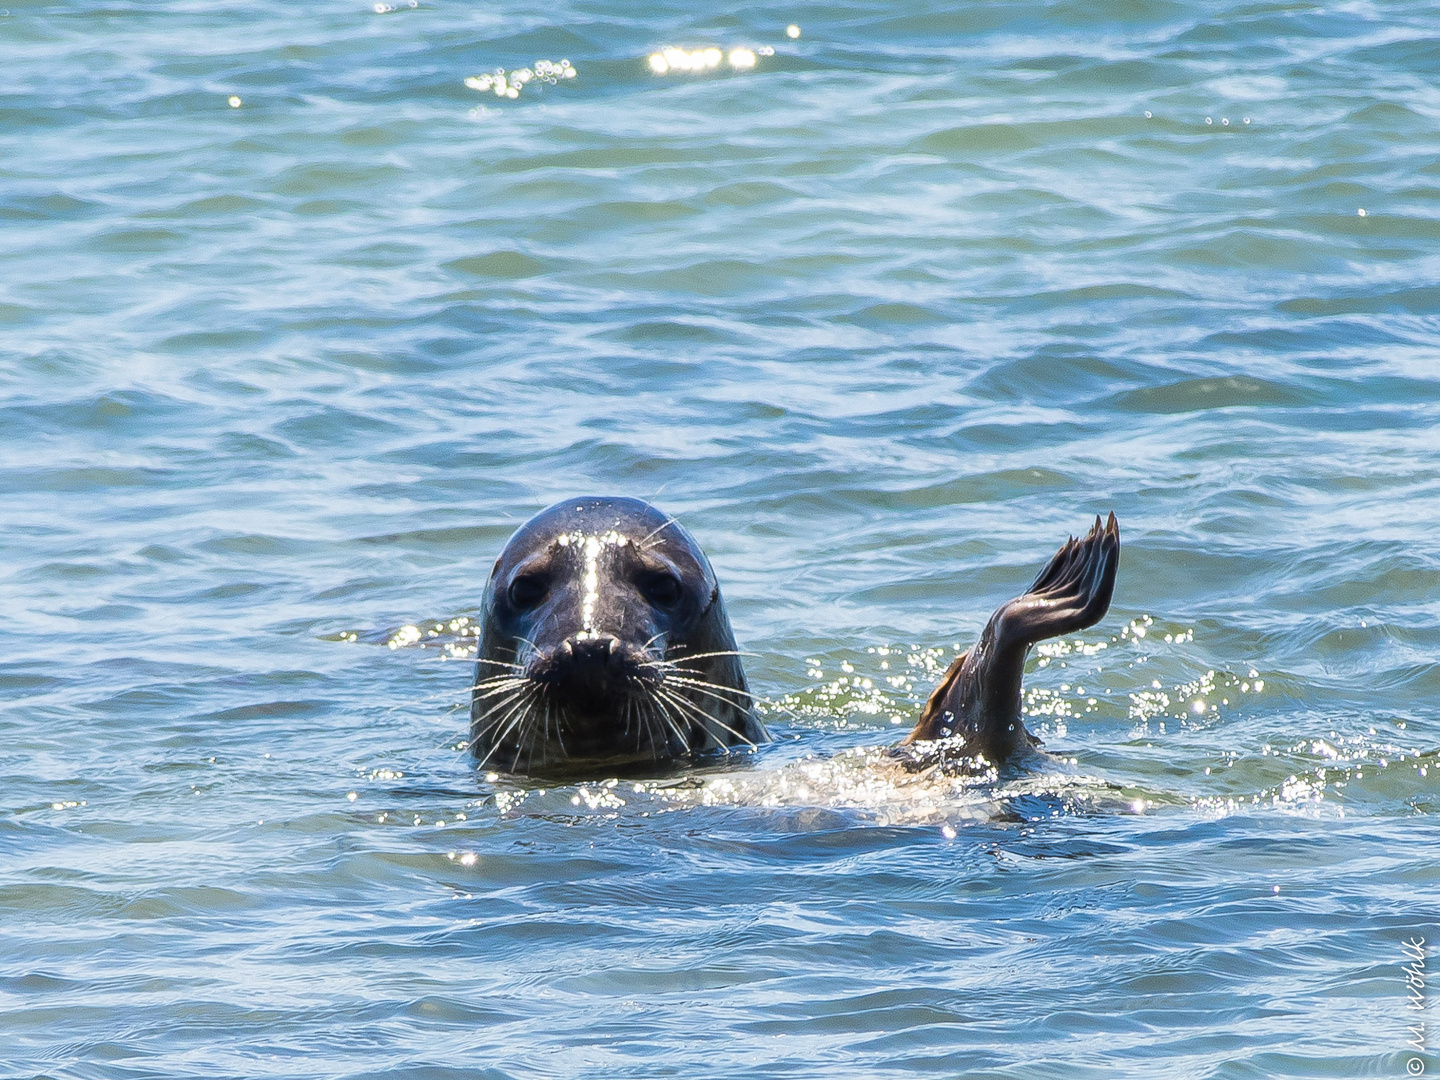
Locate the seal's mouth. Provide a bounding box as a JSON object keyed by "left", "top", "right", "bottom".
{"left": 528, "top": 633, "right": 655, "bottom": 716}
{"left": 470, "top": 639, "right": 758, "bottom": 776}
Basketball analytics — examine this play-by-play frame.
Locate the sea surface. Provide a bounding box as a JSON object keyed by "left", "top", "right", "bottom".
{"left": 3, "top": 1, "right": 1439, "bottom": 1077}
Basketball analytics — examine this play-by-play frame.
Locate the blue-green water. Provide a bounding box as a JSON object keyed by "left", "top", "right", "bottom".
{"left": 3, "top": 1, "right": 1438, "bottom": 1076}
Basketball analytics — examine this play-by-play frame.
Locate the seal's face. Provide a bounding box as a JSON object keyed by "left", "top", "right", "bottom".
{"left": 471, "top": 497, "right": 767, "bottom": 775}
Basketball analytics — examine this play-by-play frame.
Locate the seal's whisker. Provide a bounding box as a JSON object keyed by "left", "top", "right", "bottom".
{"left": 549, "top": 695, "right": 568, "bottom": 760}
{"left": 659, "top": 676, "right": 760, "bottom": 711}
{"left": 657, "top": 649, "right": 759, "bottom": 662}
{"left": 653, "top": 687, "right": 727, "bottom": 750}
{"left": 467, "top": 682, "right": 526, "bottom": 698}
{"left": 635, "top": 513, "right": 681, "bottom": 550}
{"left": 506, "top": 707, "right": 529, "bottom": 772}
{"left": 660, "top": 702, "right": 687, "bottom": 757}
{"left": 471, "top": 688, "right": 533, "bottom": 742}
{"left": 521, "top": 705, "right": 544, "bottom": 774}
{"left": 656, "top": 686, "right": 758, "bottom": 751}
{"left": 657, "top": 674, "right": 758, "bottom": 704}
{"left": 641, "top": 698, "right": 668, "bottom": 759}
{"left": 473, "top": 713, "right": 526, "bottom": 771}
{"left": 471, "top": 678, "right": 532, "bottom": 702}
{"left": 637, "top": 660, "right": 743, "bottom": 680}
{"left": 470, "top": 682, "right": 525, "bottom": 721}
{"left": 527, "top": 695, "right": 550, "bottom": 770}
{"left": 511, "top": 635, "right": 543, "bottom": 660}
{"left": 473, "top": 658, "right": 525, "bottom": 670}
{"left": 636, "top": 699, "right": 655, "bottom": 757}
{"left": 650, "top": 694, "right": 692, "bottom": 754}
{"left": 633, "top": 699, "right": 657, "bottom": 758}
{"left": 475, "top": 686, "right": 541, "bottom": 771}
{"left": 470, "top": 673, "right": 528, "bottom": 688}
{"left": 475, "top": 694, "right": 538, "bottom": 754}
{"left": 636, "top": 662, "right": 711, "bottom": 677}
{"left": 382, "top": 689, "right": 474, "bottom": 716}
{"left": 633, "top": 697, "right": 649, "bottom": 754}
{"left": 470, "top": 672, "right": 530, "bottom": 691}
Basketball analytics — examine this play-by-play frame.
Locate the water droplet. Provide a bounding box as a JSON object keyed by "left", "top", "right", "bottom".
{"left": 227, "top": 95, "right": 242, "bottom": 108}
{"left": 786, "top": 24, "right": 801, "bottom": 38}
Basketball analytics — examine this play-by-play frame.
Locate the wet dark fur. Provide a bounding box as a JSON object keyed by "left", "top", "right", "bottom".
{"left": 900, "top": 512, "right": 1120, "bottom": 769}
{"left": 470, "top": 497, "right": 767, "bottom": 775}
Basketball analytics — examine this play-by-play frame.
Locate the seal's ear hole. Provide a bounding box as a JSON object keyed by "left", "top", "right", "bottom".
{"left": 507, "top": 574, "right": 548, "bottom": 610}
{"left": 638, "top": 572, "right": 683, "bottom": 609}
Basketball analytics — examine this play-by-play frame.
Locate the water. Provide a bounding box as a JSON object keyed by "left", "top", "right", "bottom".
{"left": 3, "top": 1, "right": 1438, "bottom": 1075}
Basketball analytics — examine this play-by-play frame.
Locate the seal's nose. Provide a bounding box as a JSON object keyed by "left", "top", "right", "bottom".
{"left": 559, "top": 635, "right": 621, "bottom": 668}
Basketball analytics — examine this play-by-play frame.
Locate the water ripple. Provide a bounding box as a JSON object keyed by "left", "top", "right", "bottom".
{"left": 3, "top": 0, "right": 1438, "bottom": 1076}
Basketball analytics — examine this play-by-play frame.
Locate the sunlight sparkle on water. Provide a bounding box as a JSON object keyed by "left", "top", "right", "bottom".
{"left": 649, "top": 44, "right": 764, "bottom": 76}
{"left": 465, "top": 59, "right": 574, "bottom": 100}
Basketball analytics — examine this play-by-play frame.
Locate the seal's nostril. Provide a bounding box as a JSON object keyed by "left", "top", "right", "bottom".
{"left": 563, "top": 635, "right": 618, "bottom": 667}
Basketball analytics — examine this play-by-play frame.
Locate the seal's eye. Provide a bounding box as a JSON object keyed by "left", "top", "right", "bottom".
{"left": 507, "top": 574, "right": 548, "bottom": 610}
{"left": 639, "top": 572, "right": 683, "bottom": 609}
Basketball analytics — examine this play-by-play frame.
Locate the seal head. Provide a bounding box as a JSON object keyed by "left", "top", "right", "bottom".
{"left": 471, "top": 497, "right": 767, "bottom": 775}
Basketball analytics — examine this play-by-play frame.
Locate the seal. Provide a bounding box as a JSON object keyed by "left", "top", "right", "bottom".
{"left": 470, "top": 498, "right": 1119, "bottom": 778}
{"left": 470, "top": 497, "right": 767, "bottom": 774}
{"left": 900, "top": 512, "right": 1120, "bottom": 768}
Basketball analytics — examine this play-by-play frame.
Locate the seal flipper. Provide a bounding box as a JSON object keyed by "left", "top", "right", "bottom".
{"left": 902, "top": 512, "right": 1120, "bottom": 767}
